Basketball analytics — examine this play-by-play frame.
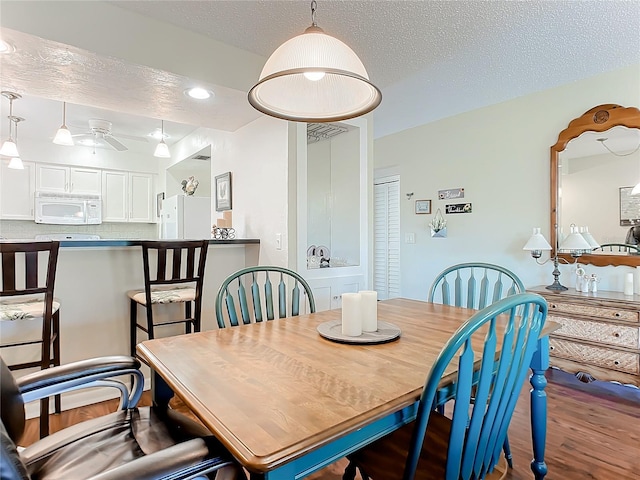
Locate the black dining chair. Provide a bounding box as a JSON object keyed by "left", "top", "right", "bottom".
{"left": 0, "top": 240, "right": 61, "bottom": 438}
{"left": 0, "top": 354, "right": 246, "bottom": 480}
{"left": 128, "top": 240, "right": 208, "bottom": 356}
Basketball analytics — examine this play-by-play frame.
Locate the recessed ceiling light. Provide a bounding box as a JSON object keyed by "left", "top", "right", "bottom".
{"left": 185, "top": 87, "right": 213, "bottom": 100}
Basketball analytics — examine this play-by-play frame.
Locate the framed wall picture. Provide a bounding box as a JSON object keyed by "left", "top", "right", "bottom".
{"left": 215, "top": 172, "right": 232, "bottom": 211}
{"left": 415, "top": 199, "right": 431, "bottom": 214}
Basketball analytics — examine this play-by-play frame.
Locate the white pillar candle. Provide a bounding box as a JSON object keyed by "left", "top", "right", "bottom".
{"left": 624, "top": 273, "right": 634, "bottom": 296}
{"left": 359, "top": 290, "right": 378, "bottom": 332}
{"left": 341, "top": 293, "right": 362, "bottom": 337}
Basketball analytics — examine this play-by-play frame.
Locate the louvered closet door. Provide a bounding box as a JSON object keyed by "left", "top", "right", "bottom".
{"left": 374, "top": 178, "right": 400, "bottom": 300}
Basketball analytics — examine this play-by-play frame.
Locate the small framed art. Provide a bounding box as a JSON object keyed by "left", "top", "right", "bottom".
{"left": 415, "top": 199, "right": 431, "bottom": 214}
{"left": 215, "top": 172, "right": 232, "bottom": 211}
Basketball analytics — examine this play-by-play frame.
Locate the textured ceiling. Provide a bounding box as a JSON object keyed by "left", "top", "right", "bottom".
{"left": 1, "top": 1, "right": 639, "bottom": 145}
{"left": 108, "top": 0, "right": 640, "bottom": 138}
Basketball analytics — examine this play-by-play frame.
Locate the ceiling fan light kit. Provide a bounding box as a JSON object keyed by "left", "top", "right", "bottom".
{"left": 153, "top": 120, "right": 171, "bottom": 158}
{"left": 248, "top": 0, "right": 381, "bottom": 123}
{"left": 53, "top": 102, "right": 74, "bottom": 146}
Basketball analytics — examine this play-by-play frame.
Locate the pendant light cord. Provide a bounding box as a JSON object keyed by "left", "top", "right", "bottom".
{"left": 310, "top": 0, "right": 317, "bottom": 26}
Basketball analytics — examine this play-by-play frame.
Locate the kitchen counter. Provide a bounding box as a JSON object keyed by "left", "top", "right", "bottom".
{"left": 55, "top": 238, "right": 260, "bottom": 248}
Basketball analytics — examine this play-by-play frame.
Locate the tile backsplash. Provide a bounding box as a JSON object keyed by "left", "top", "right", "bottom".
{"left": 0, "top": 220, "right": 159, "bottom": 240}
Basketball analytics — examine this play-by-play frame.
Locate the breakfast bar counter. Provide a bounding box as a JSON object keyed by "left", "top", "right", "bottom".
{"left": 0, "top": 239, "right": 261, "bottom": 414}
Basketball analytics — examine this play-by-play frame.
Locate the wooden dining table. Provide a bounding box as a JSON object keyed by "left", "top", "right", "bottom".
{"left": 137, "top": 298, "right": 558, "bottom": 480}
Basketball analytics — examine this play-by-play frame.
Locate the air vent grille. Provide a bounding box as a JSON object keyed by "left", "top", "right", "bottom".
{"left": 191, "top": 155, "right": 211, "bottom": 160}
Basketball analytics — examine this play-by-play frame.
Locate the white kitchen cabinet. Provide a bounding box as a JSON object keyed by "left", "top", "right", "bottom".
{"left": 0, "top": 160, "right": 36, "bottom": 220}
{"left": 36, "top": 164, "right": 102, "bottom": 194}
{"left": 102, "top": 170, "right": 155, "bottom": 223}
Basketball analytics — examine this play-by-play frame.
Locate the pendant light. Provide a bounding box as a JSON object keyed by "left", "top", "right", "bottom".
{"left": 0, "top": 91, "right": 21, "bottom": 157}
{"left": 7, "top": 116, "right": 24, "bottom": 170}
{"left": 248, "top": 0, "right": 381, "bottom": 123}
{"left": 153, "top": 120, "right": 170, "bottom": 158}
{"left": 53, "top": 102, "right": 74, "bottom": 146}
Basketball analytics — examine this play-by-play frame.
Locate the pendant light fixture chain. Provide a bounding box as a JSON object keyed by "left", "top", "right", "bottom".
{"left": 597, "top": 137, "right": 640, "bottom": 157}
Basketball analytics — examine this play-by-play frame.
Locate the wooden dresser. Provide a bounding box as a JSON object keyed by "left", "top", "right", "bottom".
{"left": 529, "top": 286, "right": 640, "bottom": 387}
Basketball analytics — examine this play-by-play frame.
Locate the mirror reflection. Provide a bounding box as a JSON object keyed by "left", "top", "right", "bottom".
{"left": 551, "top": 104, "right": 640, "bottom": 268}
{"left": 559, "top": 125, "right": 640, "bottom": 250}
{"left": 306, "top": 122, "right": 360, "bottom": 269}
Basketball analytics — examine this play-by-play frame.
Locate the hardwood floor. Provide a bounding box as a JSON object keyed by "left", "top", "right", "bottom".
{"left": 18, "top": 369, "right": 640, "bottom": 479}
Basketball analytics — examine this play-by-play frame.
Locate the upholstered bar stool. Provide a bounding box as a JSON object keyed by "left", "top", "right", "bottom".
{"left": 0, "top": 240, "right": 61, "bottom": 438}
{"left": 128, "top": 240, "right": 208, "bottom": 357}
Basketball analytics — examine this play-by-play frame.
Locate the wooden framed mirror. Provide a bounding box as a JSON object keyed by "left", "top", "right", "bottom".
{"left": 551, "top": 104, "right": 640, "bottom": 267}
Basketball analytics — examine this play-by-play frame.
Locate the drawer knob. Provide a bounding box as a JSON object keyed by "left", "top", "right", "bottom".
{"left": 614, "top": 312, "right": 621, "bottom": 317}
{"left": 614, "top": 360, "right": 620, "bottom": 366}
{"left": 551, "top": 304, "right": 557, "bottom": 309}
{"left": 550, "top": 346, "right": 555, "bottom": 350}
{"left": 613, "top": 332, "right": 621, "bottom": 338}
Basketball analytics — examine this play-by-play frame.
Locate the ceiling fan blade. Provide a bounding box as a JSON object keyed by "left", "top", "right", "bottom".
{"left": 104, "top": 135, "right": 128, "bottom": 151}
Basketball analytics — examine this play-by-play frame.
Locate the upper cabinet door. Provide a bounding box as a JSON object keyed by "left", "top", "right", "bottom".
{"left": 1, "top": 160, "right": 36, "bottom": 220}
{"left": 36, "top": 165, "right": 101, "bottom": 194}
{"left": 129, "top": 172, "right": 154, "bottom": 223}
{"left": 102, "top": 170, "right": 128, "bottom": 222}
{"left": 36, "top": 164, "right": 68, "bottom": 193}
{"left": 69, "top": 167, "right": 102, "bottom": 194}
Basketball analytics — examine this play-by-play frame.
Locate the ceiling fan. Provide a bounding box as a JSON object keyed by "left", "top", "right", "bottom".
{"left": 72, "top": 119, "right": 148, "bottom": 152}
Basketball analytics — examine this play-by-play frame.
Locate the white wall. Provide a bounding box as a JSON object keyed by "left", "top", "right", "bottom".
{"left": 374, "top": 64, "right": 640, "bottom": 297}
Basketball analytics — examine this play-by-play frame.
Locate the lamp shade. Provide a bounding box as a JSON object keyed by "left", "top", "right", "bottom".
{"left": 559, "top": 225, "right": 592, "bottom": 252}
{"left": 523, "top": 227, "right": 552, "bottom": 251}
{"left": 154, "top": 140, "right": 170, "bottom": 158}
{"left": 579, "top": 226, "right": 600, "bottom": 249}
{"left": 248, "top": 25, "right": 381, "bottom": 122}
{"left": 7, "top": 156, "right": 24, "bottom": 170}
{"left": 53, "top": 126, "right": 74, "bottom": 146}
{"left": 0, "top": 139, "right": 19, "bottom": 157}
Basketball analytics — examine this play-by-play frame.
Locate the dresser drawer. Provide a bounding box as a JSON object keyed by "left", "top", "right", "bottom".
{"left": 550, "top": 315, "right": 640, "bottom": 350}
{"left": 550, "top": 338, "right": 640, "bottom": 375}
{"left": 547, "top": 301, "right": 639, "bottom": 323}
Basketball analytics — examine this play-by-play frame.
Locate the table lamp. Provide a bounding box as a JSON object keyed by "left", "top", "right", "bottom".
{"left": 523, "top": 225, "right": 592, "bottom": 291}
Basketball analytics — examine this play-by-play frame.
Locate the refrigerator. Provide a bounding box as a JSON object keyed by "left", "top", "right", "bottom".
{"left": 161, "top": 195, "right": 212, "bottom": 239}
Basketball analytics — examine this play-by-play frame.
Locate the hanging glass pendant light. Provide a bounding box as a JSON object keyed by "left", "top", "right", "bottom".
{"left": 0, "top": 91, "right": 21, "bottom": 157}
{"left": 248, "top": 0, "right": 381, "bottom": 123}
{"left": 7, "top": 116, "right": 24, "bottom": 170}
{"left": 153, "top": 120, "right": 170, "bottom": 158}
{"left": 53, "top": 102, "right": 74, "bottom": 146}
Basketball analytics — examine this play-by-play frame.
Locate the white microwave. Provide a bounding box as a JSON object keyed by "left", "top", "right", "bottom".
{"left": 34, "top": 192, "right": 102, "bottom": 225}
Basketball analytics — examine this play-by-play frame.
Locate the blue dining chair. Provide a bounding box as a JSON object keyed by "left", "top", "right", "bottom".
{"left": 428, "top": 262, "right": 524, "bottom": 467}
{"left": 343, "top": 292, "right": 548, "bottom": 480}
{"left": 428, "top": 263, "right": 524, "bottom": 310}
{"left": 215, "top": 266, "right": 316, "bottom": 328}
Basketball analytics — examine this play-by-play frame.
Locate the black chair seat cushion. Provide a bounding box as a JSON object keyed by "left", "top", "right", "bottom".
{"left": 21, "top": 407, "right": 222, "bottom": 479}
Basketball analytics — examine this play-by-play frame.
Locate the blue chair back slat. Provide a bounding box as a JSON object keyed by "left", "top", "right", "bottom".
{"left": 215, "top": 266, "right": 315, "bottom": 328}
{"left": 428, "top": 262, "right": 525, "bottom": 311}
{"left": 478, "top": 271, "right": 490, "bottom": 309}
{"left": 224, "top": 288, "right": 239, "bottom": 327}
{"left": 237, "top": 279, "right": 251, "bottom": 325}
{"left": 265, "top": 276, "right": 274, "bottom": 320}
{"left": 251, "top": 273, "right": 263, "bottom": 322}
{"left": 446, "top": 339, "right": 475, "bottom": 478}
{"left": 460, "top": 318, "right": 498, "bottom": 478}
{"left": 402, "top": 293, "right": 548, "bottom": 480}
{"left": 292, "top": 281, "right": 300, "bottom": 316}
{"left": 278, "top": 274, "right": 287, "bottom": 318}
{"left": 466, "top": 269, "right": 477, "bottom": 309}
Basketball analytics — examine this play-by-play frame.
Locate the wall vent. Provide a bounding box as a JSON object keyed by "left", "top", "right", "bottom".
{"left": 191, "top": 155, "right": 211, "bottom": 160}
